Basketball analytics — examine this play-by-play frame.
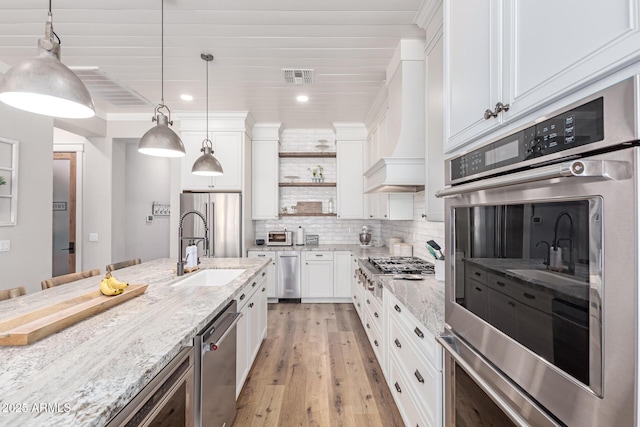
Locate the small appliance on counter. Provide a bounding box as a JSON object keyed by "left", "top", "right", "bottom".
{"left": 359, "top": 226, "right": 372, "bottom": 247}
{"left": 267, "top": 230, "right": 293, "bottom": 246}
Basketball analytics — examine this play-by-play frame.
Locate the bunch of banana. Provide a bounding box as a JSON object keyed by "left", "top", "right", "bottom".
{"left": 99, "top": 272, "right": 129, "bottom": 296}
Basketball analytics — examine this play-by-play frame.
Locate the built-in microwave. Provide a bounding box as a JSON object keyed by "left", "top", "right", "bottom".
{"left": 437, "top": 76, "right": 639, "bottom": 426}
{"left": 267, "top": 230, "right": 293, "bottom": 246}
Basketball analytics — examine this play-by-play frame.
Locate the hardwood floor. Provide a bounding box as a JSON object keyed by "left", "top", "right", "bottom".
{"left": 234, "top": 303, "right": 405, "bottom": 427}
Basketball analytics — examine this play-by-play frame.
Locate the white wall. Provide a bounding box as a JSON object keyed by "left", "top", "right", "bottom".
{"left": 122, "top": 142, "right": 171, "bottom": 261}
{"left": 0, "top": 104, "right": 54, "bottom": 294}
{"left": 111, "top": 140, "right": 126, "bottom": 261}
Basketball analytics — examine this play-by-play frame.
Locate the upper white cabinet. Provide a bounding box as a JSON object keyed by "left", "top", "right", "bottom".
{"left": 336, "top": 140, "right": 364, "bottom": 219}
{"left": 444, "top": 0, "right": 640, "bottom": 153}
{"left": 333, "top": 123, "right": 368, "bottom": 220}
{"left": 251, "top": 123, "right": 282, "bottom": 220}
{"left": 181, "top": 131, "right": 244, "bottom": 191}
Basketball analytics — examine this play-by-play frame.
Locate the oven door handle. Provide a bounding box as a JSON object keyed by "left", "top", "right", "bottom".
{"left": 436, "top": 159, "right": 632, "bottom": 198}
{"left": 438, "top": 333, "right": 560, "bottom": 427}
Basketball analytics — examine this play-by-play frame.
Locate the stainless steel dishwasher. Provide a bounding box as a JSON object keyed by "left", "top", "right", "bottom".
{"left": 277, "top": 251, "right": 300, "bottom": 300}
{"left": 194, "top": 300, "right": 242, "bottom": 427}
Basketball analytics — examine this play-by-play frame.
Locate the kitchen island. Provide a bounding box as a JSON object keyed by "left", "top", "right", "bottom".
{"left": 0, "top": 257, "right": 269, "bottom": 426}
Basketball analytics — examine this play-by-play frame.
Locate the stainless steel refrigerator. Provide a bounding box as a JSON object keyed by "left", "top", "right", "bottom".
{"left": 180, "top": 192, "right": 242, "bottom": 259}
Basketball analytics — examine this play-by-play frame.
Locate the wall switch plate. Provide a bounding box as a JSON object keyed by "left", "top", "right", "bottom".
{"left": 146, "top": 215, "right": 154, "bottom": 223}
{"left": 89, "top": 233, "right": 99, "bottom": 242}
{"left": 0, "top": 240, "right": 10, "bottom": 252}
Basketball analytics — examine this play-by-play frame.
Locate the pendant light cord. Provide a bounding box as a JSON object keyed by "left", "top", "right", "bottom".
{"left": 206, "top": 58, "right": 209, "bottom": 137}
{"left": 49, "top": 0, "right": 61, "bottom": 44}
{"left": 160, "top": 0, "right": 164, "bottom": 105}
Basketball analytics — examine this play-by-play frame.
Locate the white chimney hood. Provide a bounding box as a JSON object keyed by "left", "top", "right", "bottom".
{"left": 365, "top": 40, "right": 425, "bottom": 193}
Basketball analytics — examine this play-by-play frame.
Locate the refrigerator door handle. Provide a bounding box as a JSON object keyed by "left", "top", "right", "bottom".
{"left": 210, "top": 202, "right": 215, "bottom": 257}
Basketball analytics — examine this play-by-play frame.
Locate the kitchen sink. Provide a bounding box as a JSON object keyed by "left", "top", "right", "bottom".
{"left": 506, "top": 269, "right": 586, "bottom": 288}
{"left": 171, "top": 269, "right": 245, "bottom": 287}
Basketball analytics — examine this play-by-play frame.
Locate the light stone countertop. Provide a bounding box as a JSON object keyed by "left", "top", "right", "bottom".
{"left": 0, "top": 257, "right": 269, "bottom": 427}
{"left": 382, "top": 275, "right": 445, "bottom": 337}
{"left": 246, "top": 243, "right": 391, "bottom": 258}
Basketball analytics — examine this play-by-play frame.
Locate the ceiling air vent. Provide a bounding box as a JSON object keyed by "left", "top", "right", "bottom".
{"left": 283, "top": 68, "right": 314, "bottom": 85}
{"left": 70, "top": 67, "right": 151, "bottom": 107}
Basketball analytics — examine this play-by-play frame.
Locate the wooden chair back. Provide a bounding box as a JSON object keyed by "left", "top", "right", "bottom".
{"left": 0, "top": 286, "right": 26, "bottom": 301}
{"left": 41, "top": 269, "right": 101, "bottom": 290}
{"left": 106, "top": 258, "right": 141, "bottom": 273}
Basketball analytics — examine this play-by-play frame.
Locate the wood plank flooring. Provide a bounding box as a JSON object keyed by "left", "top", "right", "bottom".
{"left": 234, "top": 303, "right": 404, "bottom": 427}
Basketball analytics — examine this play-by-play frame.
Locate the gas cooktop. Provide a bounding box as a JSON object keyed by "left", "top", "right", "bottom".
{"left": 368, "top": 256, "right": 435, "bottom": 274}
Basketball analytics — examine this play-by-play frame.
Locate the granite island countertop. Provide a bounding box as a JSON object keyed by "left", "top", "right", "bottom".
{"left": 381, "top": 275, "right": 445, "bottom": 337}
{"left": 0, "top": 257, "right": 269, "bottom": 427}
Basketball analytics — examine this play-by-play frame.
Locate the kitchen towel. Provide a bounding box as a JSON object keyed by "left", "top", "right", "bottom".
{"left": 185, "top": 245, "right": 198, "bottom": 268}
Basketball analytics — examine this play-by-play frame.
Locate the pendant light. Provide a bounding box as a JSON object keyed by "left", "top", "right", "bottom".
{"left": 191, "top": 53, "right": 223, "bottom": 176}
{"left": 138, "top": 0, "right": 185, "bottom": 158}
{"left": 0, "top": 0, "right": 95, "bottom": 118}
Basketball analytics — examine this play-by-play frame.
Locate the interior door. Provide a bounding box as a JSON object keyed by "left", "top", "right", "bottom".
{"left": 52, "top": 153, "right": 77, "bottom": 276}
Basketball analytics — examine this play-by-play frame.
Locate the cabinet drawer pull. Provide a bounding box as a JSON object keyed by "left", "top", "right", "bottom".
{"left": 394, "top": 304, "right": 402, "bottom": 313}
{"left": 394, "top": 382, "right": 402, "bottom": 393}
{"left": 474, "top": 271, "right": 481, "bottom": 277}
{"left": 315, "top": 254, "right": 323, "bottom": 257}
{"left": 508, "top": 301, "right": 516, "bottom": 307}
{"left": 366, "top": 299, "right": 371, "bottom": 305}
{"left": 475, "top": 287, "right": 482, "bottom": 292}
{"left": 249, "top": 302, "right": 254, "bottom": 308}
{"left": 262, "top": 287, "right": 266, "bottom": 292}
{"left": 252, "top": 281, "right": 257, "bottom": 287}
{"left": 523, "top": 292, "right": 535, "bottom": 299}
{"left": 414, "top": 327, "right": 424, "bottom": 339}
{"left": 366, "top": 323, "right": 370, "bottom": 329}
{"left": 239, "top": 293, "right": 246, "bottom": 301}
{"left": 257, "top": 254, "right": 266, "bottom": 257}
{"left": 414, "top": 369, "right": 425, "bottom": 384}
{"left": 374, "top": 312, "right": 379, "bottom": 318}
{"left": 394, "top": 338, "right": 402, "bottom": 348}
{"left": 357, "top": 303, "right": 361, "bottom": 307}
{"left": 374, "top": 339, "right": 379, "bottom": 347}
{"left": 496, "top": 281, "right": 506, "bottom": 287}
{"left": 262, "top": 271, "right": 266, "bottom": 277}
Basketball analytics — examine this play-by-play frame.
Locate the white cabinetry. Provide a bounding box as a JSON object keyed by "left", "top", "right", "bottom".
{"left": 301, "top": 251, "right": 334, "bottom": 301}
{"left": 181, "top": 131, "right": 243, "bottom": 190}
{"left": 444, "top": 0, "right": 640, "bottom": 153}
{"left": 333, "top": 251, "right": 352, "bottom": 300}
{"left": 251, "top": 140, "right": 279, "bottom": 219}
{"left": 387, "top": 290, "right": 443, "bottom": 427}
{"left": 366, "top": 193, "right": 413, "bottom": 220}
{"left": 336, "top": 141, "right": 364, "bottom": 219}
{"left": 247, "top": 251, "right": 277, "bottom": 299}
{"left": 236, "top": 269, "right": 268, "bottom": 397}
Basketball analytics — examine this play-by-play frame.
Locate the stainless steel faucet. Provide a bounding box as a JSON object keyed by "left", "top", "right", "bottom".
{"left": 553, "top": 211, "right": 575, "bottom": 275}
{"left": 177, "top": 210, "right": 209, "bottom": 276}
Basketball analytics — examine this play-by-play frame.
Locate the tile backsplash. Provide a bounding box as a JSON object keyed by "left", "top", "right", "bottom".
{"left": 254, "top": 128, "right": 445, "bottom": 258}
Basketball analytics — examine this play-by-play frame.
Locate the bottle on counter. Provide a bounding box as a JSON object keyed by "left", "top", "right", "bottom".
{"left": 328, "top": 198, "right": 335, "bottom": 214}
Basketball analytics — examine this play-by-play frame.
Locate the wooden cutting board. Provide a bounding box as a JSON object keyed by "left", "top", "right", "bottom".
{"left": 0, "top": 284, "right": 148, "bottom": 346}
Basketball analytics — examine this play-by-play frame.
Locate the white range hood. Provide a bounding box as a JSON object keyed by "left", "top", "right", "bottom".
{"left": 365, "top": 40, "right": 425, "bottom": 193}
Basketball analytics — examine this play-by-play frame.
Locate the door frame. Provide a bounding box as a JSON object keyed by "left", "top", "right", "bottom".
{"left": 53, "top": 143, "right": 84, "bottom": 271}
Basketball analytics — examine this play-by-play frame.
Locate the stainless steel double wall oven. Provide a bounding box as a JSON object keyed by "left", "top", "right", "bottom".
{"left": 437, "top": 77, "right": 640, "bottom": 426}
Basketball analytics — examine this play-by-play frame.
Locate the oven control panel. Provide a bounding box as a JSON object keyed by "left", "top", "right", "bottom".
{"left": 451, "top": 97, "right": 604, "bottom": 181}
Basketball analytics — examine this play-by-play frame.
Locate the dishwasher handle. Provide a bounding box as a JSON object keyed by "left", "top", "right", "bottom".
{"left": 202, "top": 312, "right": 242, "bottom": 353}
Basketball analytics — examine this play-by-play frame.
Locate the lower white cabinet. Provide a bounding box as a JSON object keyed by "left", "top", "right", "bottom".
{"left": 247, "top": 251, "right": 277, "bottom": 299}
{"left": 333, "top": 251, "right": 352, "bottom": 300}
{"left": 236, "top": 268, "right": 268, "bottom": 397}
{"left": 387, "top": 290, "right": 443, "bottom": 427}
{"left": 301, "top": 251, "right": 334, "bottom": 301}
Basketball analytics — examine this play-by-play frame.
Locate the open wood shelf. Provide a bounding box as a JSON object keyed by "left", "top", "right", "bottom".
{"left": 279, "top": 152, "right": 336, "bottom": 158}
{"left": 279, "top": 213, "right": 337, "bottom": 217}
{"left": 279, "top": 182, "right": 336, "bottom": 187}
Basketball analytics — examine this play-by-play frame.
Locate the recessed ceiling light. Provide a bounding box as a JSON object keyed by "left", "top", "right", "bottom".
{"left": 180, "top": 94, "right": 194, "bottom": 101}
{"left": 297, "top": 95, "right": 309, "bottom": 103}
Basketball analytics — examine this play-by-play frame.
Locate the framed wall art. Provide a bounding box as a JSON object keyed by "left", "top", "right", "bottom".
{"left": 0, "top": 137, "right": 18, "bottom": 226}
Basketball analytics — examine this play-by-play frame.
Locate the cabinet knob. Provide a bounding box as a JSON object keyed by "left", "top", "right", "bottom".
{"left": 394, "top": 382, "right": 402, "bottom": 393}
{"left": 421, "top": 214, "right": 426, "bottom": 218}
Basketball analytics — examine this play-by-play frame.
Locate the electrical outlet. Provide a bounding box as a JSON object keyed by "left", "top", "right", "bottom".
{"left": 0, "top": 240, "right": 10, "bottom": 252}
{"left": 89, "top": 233, "right": 99, "bottom": 242}
{"left": 348, "top": 227, "right": 352, "bottom": 233}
